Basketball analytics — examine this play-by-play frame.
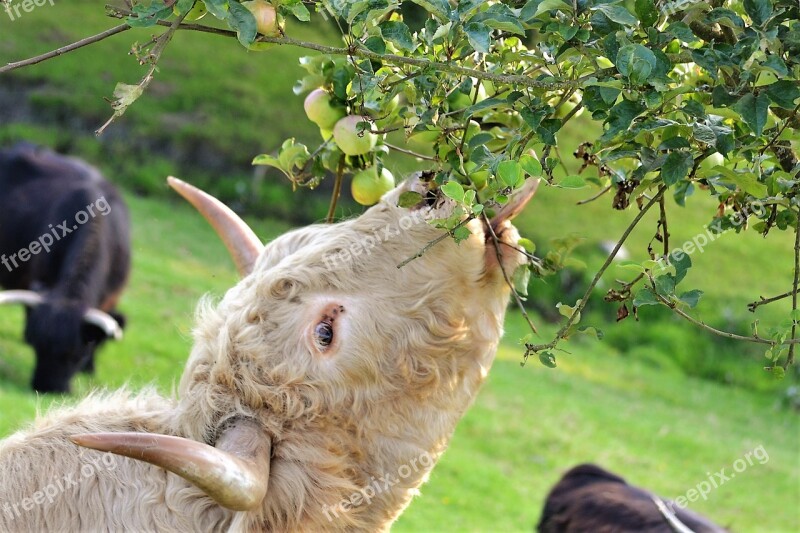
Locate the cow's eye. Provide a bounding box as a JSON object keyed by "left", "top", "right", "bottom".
{"left": 314, "top": 322, "right": 334, "bottom": 348}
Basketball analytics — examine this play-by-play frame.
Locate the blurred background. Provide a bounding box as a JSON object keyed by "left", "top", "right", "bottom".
{"left": 0, "top": 1, "right": 797, "bottom": 530}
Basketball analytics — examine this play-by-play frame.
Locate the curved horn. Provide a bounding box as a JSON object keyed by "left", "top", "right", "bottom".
{"left": 0, "top": 290, "right": 44, "bottom": 307}
{"left": 71, "top": 420, "right": 270, "bottom": 511}
{"left": 82, "top": 309, "right": 123, "bottom": 340}
{"left": 167, "top": 176, "right": 263, "bottom": 276}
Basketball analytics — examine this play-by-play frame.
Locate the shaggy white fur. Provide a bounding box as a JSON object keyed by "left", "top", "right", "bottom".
{"left": 0, "top": 178, "right": 529, "bottom": 531}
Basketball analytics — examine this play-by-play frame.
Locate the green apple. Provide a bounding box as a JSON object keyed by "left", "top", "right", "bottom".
{"left": 174, "top": 1, "right": 207, "bottom": 20}
{"left": 333, "top": 116, "right": 378, "bottom": 156}
{"left": 319, "top": 128, "right": 333, "bottom": 141}
{"left": 242, "top": 0, "right": 280, "bottom": 37}
{"left": 304, "top": 89, "right": 346, "bottom": 130}
{"left": 699, "top": 152, "right": 724, "bottom": 173}
{"left": 351, "top": 167, "right": 395, "bottom": 206}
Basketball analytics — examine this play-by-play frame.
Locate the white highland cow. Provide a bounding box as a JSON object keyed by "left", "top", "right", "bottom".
{"left": 0, "top": 174, "right": 537, "bottom": 531}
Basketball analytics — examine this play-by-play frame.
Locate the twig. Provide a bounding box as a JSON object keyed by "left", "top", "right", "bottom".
{"left": 326, "top": 156, "right": 345, "bottom": 223}
{"left": 650, "top": 284, "right": 800, "bottom": 346}
{"left": 483, "top": 213, "right": 538, "bottom": 334}
{"left": 0, "top": 24, "right": 131, "bottom": 74}
{"left": 658, "top": 194, "right": 669, "bottom": 259}
{"left": 785, "top": 209, "right": 800, "bottom": 368}
{"left": 748, "top": 290, "right": 796, "bottom": 312}
{"left": 384, "top": 142, "right": 437, "bottom": 161}
{"left": 396, "top": 216, "right": 474, "bottom": 269}
{"left": 106, "top": 5, "right": 580, "bottom": 92}
{"left": 576, "top": 184, "right": 612, "bottom": 205}
{"left": 759, "top": 102, "right": 799, "bottom": 157}
{"left": 96, "top": 11, "right": 186, "bottom": 135}
{"left": 525, "top": 185, "right": 668, "bottom": 356}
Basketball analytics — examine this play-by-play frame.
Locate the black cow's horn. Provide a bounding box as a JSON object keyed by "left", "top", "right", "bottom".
{"left": 82, "top": 309, "right": 123, "bottom": 340}
{"left": 0, "top": 290, "right": 44, "bottom": 307}
{"left": 0, "top": 290, "right": 122, "bottom": 340}
{"left": 71, "top": 419, "right": 270, "bottom": 511}
{"left": 167, "top": 176, "right": 264, "bottom": 277}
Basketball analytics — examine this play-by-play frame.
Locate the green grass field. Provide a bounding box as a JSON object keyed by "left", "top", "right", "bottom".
{"left": 1, "top": 1, "right": 798, "bottom": 531}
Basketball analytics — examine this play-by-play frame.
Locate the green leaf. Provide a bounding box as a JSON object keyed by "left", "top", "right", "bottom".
{"left": 203, "top": 0, "right": 230, "bottom": 19}
{"left": 669, "top": 250, "right": 692, "bottom": 283}
{"left": 661, "top": 151, "right": 693, "bottom": 185}
{"left": 539, "top": 351, "right": 557, "bottom": 368}
{"left": 732, "top": 92, "right": 770, "bottom": 136}
{"left": 379, "top": 21, "right": 415, "bottom": 51}
{"left": 518, "top": 238, "right": 536, "bottom": 254}
{"left": 577, "top": 326, "right": 604, "bottom": 340}
{"left": 592, "top": 4, "right": 638, "bottom": 26}
{"left": 558, "top": 175, "right": 586, "bottom": 189}
{"left": 226, "top": 1, "right": 257, "bottom": 46}
{"left": 410, "top": 0, "right": 450, "bottom": 22}
{"left": 398, "top": 191, "right": 423, "bottom": 208}
{"left": 765, "top": 81, "right": 800, "bottom": 109}
{"left": 771, "top": 365, "right": 785, "bottom": 379}
{"left": 464, "top": 22, "right": 491, "bottom": 53}
{"left": 453, "top": 225, "right": 472, "bottom": 242}
{"left": 713, "top": 166, "right": 768, "bottom": 197}
{"left": 604, "top": 99, "right": 646, "bottom": 139}
{"left": 634, "top": 0, "right": 658, "bottom": 27}
{"left": 519, "top": 154, "right": 543, "bottom": 177}
{"left": 616, "top": 44, "right": 657, "bottom": 84}
{"left": 512, "top": 265, "right": 531, "bottom": 297}
{"left": 441, "top": 180, "right": 465, "bottom": 203}
{"left": 633, "top": 287, "right": 659, "bottom": 307}
{"left": 497, "top": 160, "right": 523, "bottom": 187}
{"left": 285, "top": 0, "right": 310, "bottom": 21}
{"left": 742, "top": 0, "right": 772, "bottom": 26}
{"left": 654, "top": 274, "right": 676, "bottom": 297}
{"left": 678, "top": 289, "right": 703, "bottom": 308}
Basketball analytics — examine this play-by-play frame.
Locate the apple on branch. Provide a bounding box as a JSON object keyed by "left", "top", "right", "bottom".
{"left": 333, "top": 116, "right": 378, "bottom": 156}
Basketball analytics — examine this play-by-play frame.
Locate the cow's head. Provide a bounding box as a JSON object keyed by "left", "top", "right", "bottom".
{"left": 72, "top": 174, "right": 537, "bottom": 526}
{"left": 0, "top": 291, "right": 123, "bottom": 393}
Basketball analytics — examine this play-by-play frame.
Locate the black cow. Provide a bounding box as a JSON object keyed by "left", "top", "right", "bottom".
{"left": 0, "top": 143, "right": 130, "bottom": 393}
{"left": 537, "top": 464, "right": 728, "bottom": 533}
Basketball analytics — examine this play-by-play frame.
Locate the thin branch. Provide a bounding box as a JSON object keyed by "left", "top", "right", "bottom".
{"left": 0, "top": 24, "right": 131, "bottom": 74}
{"left": 785, "top": 209, "right": 800, "bottom": 368}
{"left": 748, "top": 290, "right": 796, "bottom": 312}
{"left": 384, "top": 142, "right": 437, "bottom": 161}
{"left": 525, "top": 185, "right": 667, "bottom": 355}
{"left": 483, "top": 213, "right": 538, "bottom": 335}
{"left": 95, "top": 11, "right": 186, "bottom": 135}
{"left": 658, "top": 193, "right": 670, "bottom": 259}
{"left": 326, "top": 156, "right": 345, "bottom": 223}
{"left": 760, "top": 102, "right": 800, "bottom": 157}
{"left": 397, "top": 216, "right": 474, "bottom": 269}
{"left": 576, "top": 184, "right": 612, "bottom": 205}
{"left": 651, "top": 286, "right": 800, "bottom": 346}
{"left": 107, "top": 5, "right": 580, "bottom": 92}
